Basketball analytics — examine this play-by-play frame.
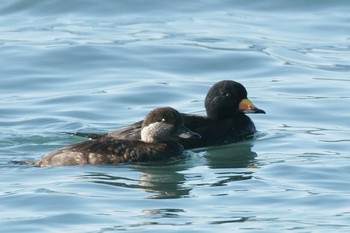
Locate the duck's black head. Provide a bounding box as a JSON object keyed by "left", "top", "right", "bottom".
{"left": 141, "top": 107, "right": 200, "bottom": 143}
{"left": 204, "top": 80, "right": 265, "bottom": 119}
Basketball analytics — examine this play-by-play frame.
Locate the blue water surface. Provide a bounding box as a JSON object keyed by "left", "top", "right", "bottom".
{"left": 1, "top": 1, "right": 350, "bottom": 232}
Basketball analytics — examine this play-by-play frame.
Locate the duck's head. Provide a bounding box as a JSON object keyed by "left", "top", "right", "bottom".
{"left": 141, "top": 107, "right": 201, "bottom": 143}
{"left": 204, "top": 80, "right": 265, "bottom": 119}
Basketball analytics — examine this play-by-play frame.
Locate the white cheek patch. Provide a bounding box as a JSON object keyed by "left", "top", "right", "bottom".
{"left": 141, "top": 122, "right": 172, "bottom": 143}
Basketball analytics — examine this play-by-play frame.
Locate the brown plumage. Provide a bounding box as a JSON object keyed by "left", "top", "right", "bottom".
{"left": 36, "top": 107, "right": 199, "bottom": 167}
{"left": 35, "top": 137, "right": 184, "bottom": 167}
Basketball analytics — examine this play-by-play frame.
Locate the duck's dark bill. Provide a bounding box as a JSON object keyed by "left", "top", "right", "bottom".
{"left": 250, "top": 107, "right": 266, "bottom": 114}
{"left": 238, "top": 98, "right": 266, "bottom": 114}
{"left": 178, "top": 127, "right": 201, "bottom": 139}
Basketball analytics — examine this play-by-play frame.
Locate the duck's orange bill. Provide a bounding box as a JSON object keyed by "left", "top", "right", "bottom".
{"left": 239, "top": 99, "right": 266, "bottom": 114}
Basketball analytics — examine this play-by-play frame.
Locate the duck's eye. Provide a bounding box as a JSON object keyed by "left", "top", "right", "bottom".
{"left": 225, "top": 93, "right": 231, "bottom": 97}
{"left": 160, "top": 118, "right": 166, "bottom": 122}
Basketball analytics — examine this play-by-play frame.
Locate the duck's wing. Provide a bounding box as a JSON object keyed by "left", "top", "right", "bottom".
{"left": 36, "top": 138, "right": 131, "bottom": 167}
{"left": 35, "top": 140, "right": 95, "bottom": 167}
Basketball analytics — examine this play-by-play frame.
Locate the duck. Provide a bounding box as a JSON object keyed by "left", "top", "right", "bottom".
{"left": 35, "top": 107, "right": 200, "bottom": 167}
{"left": 72, "top": 80, "right": 265, "bottom": 149}
{"left": 179, "top": 80, "right": 265, "bottom": 148}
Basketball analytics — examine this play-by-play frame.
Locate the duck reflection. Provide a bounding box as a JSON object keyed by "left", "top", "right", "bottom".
{"left": 136, "top": 160, "right": 191, "bottom": 199}
{"left": 81, "top": 160, "right": 191, "bottom": 199}
{"left": 199, "top": 141, "right": 257, "bottom": 169}
{"left": 81, "top": 141, "right": 257, "bottom": 199}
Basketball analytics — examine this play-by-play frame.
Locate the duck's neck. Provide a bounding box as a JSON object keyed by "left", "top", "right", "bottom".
{"left": 208, "top": 110, "right": 244, "bottom": 120}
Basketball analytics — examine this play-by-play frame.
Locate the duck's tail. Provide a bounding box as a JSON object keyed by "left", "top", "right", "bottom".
{"left": 12, "top": 160, "right": 36, "bottom": 166}
{"left": 65, "top": 132, "right": 105, "bottom": 139}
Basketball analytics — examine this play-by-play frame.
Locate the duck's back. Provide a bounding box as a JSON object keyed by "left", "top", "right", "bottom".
{"left": 36, "top": 137, "right": 184, "bottom": 167}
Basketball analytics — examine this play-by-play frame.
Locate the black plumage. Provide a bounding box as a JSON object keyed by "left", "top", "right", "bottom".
{"left": 80, "top": 80, "right": 265, "bottom": 149}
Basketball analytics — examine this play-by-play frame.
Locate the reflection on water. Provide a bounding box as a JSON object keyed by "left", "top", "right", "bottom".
{"left": 138, "top": 165, "right": 190, "bottom": 199}
{"left": 81, "top": 162, "right": 191, "bottom": 199}
{"left": 80, "top": 142, "right": 257, "bottom": 199}
{"left": 80, "top": 171, "right": 140, "bottom": 189}
{"left": 200, "top": 141, "right": 257, "bottom": 169}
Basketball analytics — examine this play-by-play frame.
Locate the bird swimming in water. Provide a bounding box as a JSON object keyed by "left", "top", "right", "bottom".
{"left": 72, "top": 80, "right": 265, "bottom": 149}
{"left": 35, "top": 107, "right": 200, "bottom": 167}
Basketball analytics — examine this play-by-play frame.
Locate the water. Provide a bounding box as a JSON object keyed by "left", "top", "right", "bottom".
{"left": 1, "top": 0, "right": 350, "bottom": 232}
